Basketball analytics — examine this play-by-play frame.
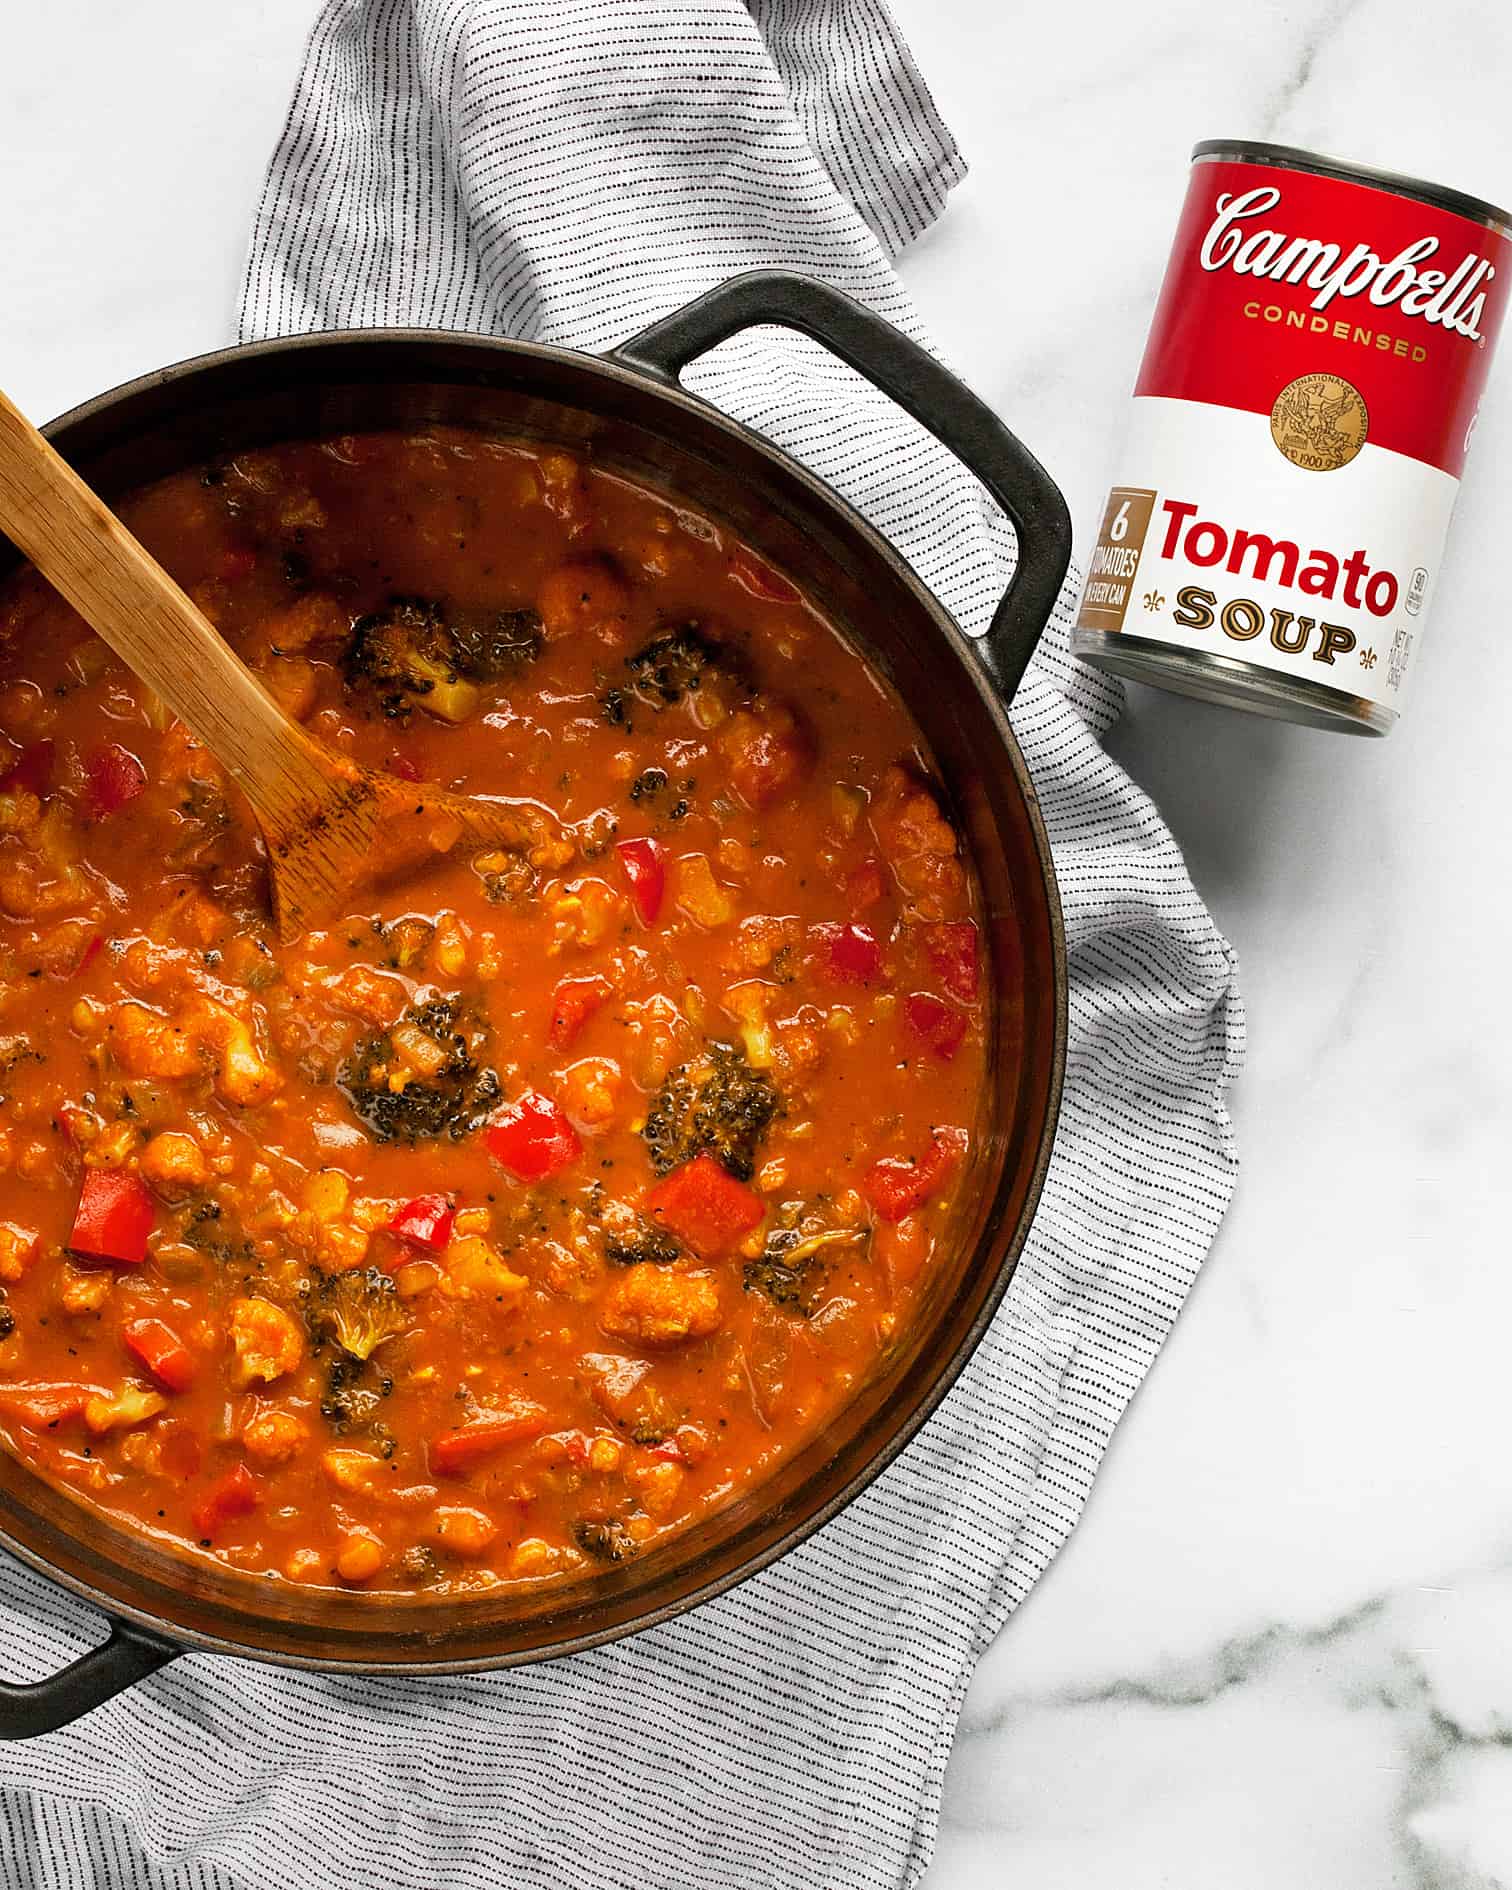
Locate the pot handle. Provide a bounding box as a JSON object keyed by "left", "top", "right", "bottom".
{"left": 612, "top": 270, "right": 1072, "bottom": 703}
{"left": 0, "top": 1618, "right": 179, "bottom": 1739}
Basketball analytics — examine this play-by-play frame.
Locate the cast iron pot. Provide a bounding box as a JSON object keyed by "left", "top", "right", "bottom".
{"left": 0, "top": 271, "right": 1069, "bottom": 1736}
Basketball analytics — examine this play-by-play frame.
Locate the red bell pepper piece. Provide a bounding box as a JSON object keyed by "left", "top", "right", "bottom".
{"left": 431, "top": 1403, "right": 549, "bottom": 1474}
{"left": 83, "top": 742, "right": 146, "bottom": 819}
{"left": 122, "top": 1317, "right": 196, "bottom": 1393}
{"left": 904, "top": 993, "right": 968, "bottom": 1062}
{"left": 846, "top": 858, "right": 888, "bottom": 911}
{"left": 387, "top": 1193, "right": 456, "bottom": 1251}
{"left": 615, "top": 836, "right": 666, "bottom": 926}
{"left": 485, "top": 1091, "right": 581, "bottom": 1183}
{"left": 68, "top": 1170, "right": 154, "bottom": 1265}
{"left": 862, "top": 1125, "right": 969, "bottom": 1224}
{"left": 644, "top": 1154, "right": 764, "bottom": 1258}
{"left": 728, "top": 547, "right": 800, "bottom": 604}
{"left": 922, "top": 920, "right": 980, "bottom": 1004}
{"left": 1, "top": 739, "right": 56, "bottom": 797}
{"left": 190, "top": 1462, "right": 259, "bottom": 1542}
{"left": 548, "top": 974, "right": 612, "bottom": 1050}
{"left": 814, "top": 921, "right": 882, "bottom": 984}
{"left": 0, "top": 1383, "right": 97, "bottom": 1430}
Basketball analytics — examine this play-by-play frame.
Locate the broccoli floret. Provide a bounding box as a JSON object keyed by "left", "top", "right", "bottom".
{"left": 339, "top": 995, "right": 500, "bottom": 1144}
{"left": 602, "top": 1218, "right": 683, "bottom": 1267}
{"left": 572, "top": 1517, "right": 638, "bottom": 1563}
{"left": 343, "top": 596, "right": 542, "bottom": 722}
{"left": 642, "top": 1039, "right": 781, "bottom": 1181}
{"left": 319, "top": 1353, "right": 394, "bottom": 1433}
{"left": 625, "top": 625, "right": 722, "bottom": 708}
{"left": 743, "top": 1223, "right": 867, "bottom": 1316}
{"left": 446, "top": 604, "right": 544, "bottom": 679}
{"left": 303, "top": 1266, "right": 409, "bottom": 1362}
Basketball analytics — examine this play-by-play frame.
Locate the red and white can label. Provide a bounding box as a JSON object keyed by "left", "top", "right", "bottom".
{"left": 1077, "top": 156, "right": 1511, "bottom": 710}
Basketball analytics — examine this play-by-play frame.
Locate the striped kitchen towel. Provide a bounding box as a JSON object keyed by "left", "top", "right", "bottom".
{"left": 0, "top": 3, "right": 1244, "bottom": 1887}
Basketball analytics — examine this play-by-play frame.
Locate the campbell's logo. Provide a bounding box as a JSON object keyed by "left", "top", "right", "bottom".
{"left": 1200, "top": 186, "right": 1495, "bottom": 342}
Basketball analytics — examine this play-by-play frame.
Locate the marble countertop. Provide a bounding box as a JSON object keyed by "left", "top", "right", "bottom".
{"left": 4, "top": 3, "right": 1512, "bottom": 1885}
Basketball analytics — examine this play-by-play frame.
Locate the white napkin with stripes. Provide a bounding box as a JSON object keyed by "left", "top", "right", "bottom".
{"left": 0, "top": 4, "right": 1243, "bottom": 1886}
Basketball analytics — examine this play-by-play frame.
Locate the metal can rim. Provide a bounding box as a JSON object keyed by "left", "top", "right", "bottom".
{"left": 1192, "top": 138, "right": 1512, "bottom": 238}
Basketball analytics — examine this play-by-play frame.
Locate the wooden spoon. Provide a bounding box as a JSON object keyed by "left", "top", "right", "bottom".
{"left": 0, "top": 388, "right": 552, "bottom": 942}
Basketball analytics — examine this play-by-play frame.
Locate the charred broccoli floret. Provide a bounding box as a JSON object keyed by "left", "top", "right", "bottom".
{"left": 339, "top": 995, "right": 500, "bottom": 1144}
{"left": 303, "top": 1265, "right": 409, "bottom": 1362}
{"left": 572, "top": 1517, "right": 638, "bottom": 1563}
{"left": 743, "top": 1224, "right": 865, "bottom": 1316}
{"left": 343, "top": 596, "right": 542, "bottom": 722}
{"left": 642, "top": 1039, "right": 781, "bottom": 1181}
{"left": 624, "top": 625, "right": 726, "bottom": 708}
{"left": 602, "top": 1218, "right": 683, "bottom": 1267}
{"left": 319, "top": 1352, "right": 394, "bottom": 1433}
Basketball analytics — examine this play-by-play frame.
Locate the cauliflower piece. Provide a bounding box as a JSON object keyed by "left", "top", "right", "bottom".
{"left": 106, "top": 1003, "right": 203, "bottom": 1079}
{"left": 547, "top": 878, "right": 623, "bottom": 953}
{"left": 600, "top": 1266, "right": 722, "bottom": 1348}
{"left": 84, "top": 1385, "right": 167, "bottom": 1434}
{"left": 869, "top": 765, "right": 965, "bottom": 917}
{"left": 441, "top": 1236, "right": 529, "bottom": 1305}
{"left": 673, "top": 855, "right": 735, "bottom": 929}
{"left": 558, "top": 1056, "right": 623, "bottom": 1130}
{"left": 242, "top": 1409, "right": 306, "bottom": 1466}
{"left": 718, "top": 698, "right": 812, "bottom": 809}
{"left": 140, "top": 1131, "right": 208, "bottom": 1200}
{"left": 0, "top": 1223, "right": 38, "bottom": 1283}
{"left": 228, "top": 1296, "right": 305, "bottom": 1387}
{"left": 432, "top": 1505, "right": 499, "bottom": 1557}
{"left": 58, "top": 1266, "right": 112, "bottom": 1315}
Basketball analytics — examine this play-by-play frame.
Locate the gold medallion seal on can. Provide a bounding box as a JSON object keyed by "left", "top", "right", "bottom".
{"left": 1269, "top": 372, "right": 1369, "bottom": 471}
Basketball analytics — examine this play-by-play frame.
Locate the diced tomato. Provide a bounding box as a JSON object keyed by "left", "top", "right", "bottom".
{"left": 813, "top": 921, "right": 882, "bottom": 984}
{"left": 83, "top": 743, "right": 146, "bottom": 820}
{"left": 647, "top": 1438, "right": 687, "bottom": 1465}
{"left": 563, "top": 1431, "right": 589, "bottom": 1466}
{"left": 644, "top": 1154, "right": 764, "bottom": 1258}
{"left": 549, "top": 974, "right": 612, "bottom": 1050}
{"left": 728, "top": 547, "right": 800, "bottom": 604}
{"left": 1, "top": 739, "right": 56, "bottom": 797}
{"left": 68, "top": 1170, "right": 155, "bottom": 1265}
{"left": 218, "top": 546, "right": 258, "bottom": 582}
{"left": 431, "top": 1404, "right": 550, "bottom": 1475}
{"left": 862, "top": 1125, "right": 969, "bottom": 1224}
{"left": 485, "top": 1091, "right": 581, "bottom": 1183}
{"left": 386, "top": 749, "right": 423, "bottom": 783}
{"left": 0, "top": 1383, "right": 96, "bottom": 1430}
{"left": 846, "top": 859, "right": 888, "bottom": 911}
{"left": 387, "top": 1193, "right": 455, "bottom": 1251}
{"left": 616, "top": 837, "right": 666, "bottom": 926}
{"left": 122, "top": 1317, "right": 196, "bottom": 1393}
{"left": 190, "top": 1462, "right": 259, "bottom": 1542}
{"left": 158, "top": 1424, "right": 203, "bottom": 1481}
{"left": 904, "top": 993, "right": 968, "bottom": 1062}
{"left": 922, "top": 920, "right": 980, "bottom": 1004}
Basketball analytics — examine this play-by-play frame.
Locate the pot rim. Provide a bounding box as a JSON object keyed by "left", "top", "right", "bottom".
{"left": 1, "top": 325, "right": 1068, "bottom": 1673}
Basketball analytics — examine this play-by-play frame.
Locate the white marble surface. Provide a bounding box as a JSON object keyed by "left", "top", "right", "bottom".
{"left": 4, "top": 3, "right": 1512, "bottom": 1885}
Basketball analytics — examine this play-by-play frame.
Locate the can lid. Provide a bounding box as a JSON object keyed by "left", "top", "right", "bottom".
{"left": 1192, "top": 138, "right": 1512, "bottom": 235}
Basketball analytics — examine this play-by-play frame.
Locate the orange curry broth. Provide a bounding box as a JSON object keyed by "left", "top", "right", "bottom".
{"left": 0, "top": 427, "right": 994, "bottom": 1594}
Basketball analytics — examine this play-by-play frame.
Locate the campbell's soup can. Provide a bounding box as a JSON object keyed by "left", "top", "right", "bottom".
{"left": 1072, "top": 141, "right": 1511, "bottom": 735}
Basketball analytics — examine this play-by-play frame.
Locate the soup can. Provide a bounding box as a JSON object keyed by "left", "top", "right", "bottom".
{"left": 1071, "top": 140, "right": 1512, "bottom": 735}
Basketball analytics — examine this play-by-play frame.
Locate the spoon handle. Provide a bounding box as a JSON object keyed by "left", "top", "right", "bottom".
{"left": 0, "top": 384, "right": 333, "bottom": 824}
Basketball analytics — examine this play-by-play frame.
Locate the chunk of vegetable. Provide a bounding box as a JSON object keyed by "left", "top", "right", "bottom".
{"left": 83, "top": 1385, "right": 168, "bottom": 1434}
{"left": 813, "top": 921, "right": 882, "bottom": 984}
{"left": 69, "top": 1171, "right": 154, "bottom": 1265}
{"left": 190, "top": 1462, "right": 259, "bottom": 1542}
{"left": 644, "top": 1154, "right": 764, "bottom": 1258}
{"left": 904, "top": 993, "right": 968, "bottom": 1062}
{"left": 922, "top": 920, "right": 980, "bottom": 1003}
{"left": 431, "top": 1402, "right": 549, "bottom": 1474}
{"left": 601, "top": 1264, "right": 722, "bottom": 1347}
{"left": 82, "top": 743, "right": 146, "bottom": 819}
{"left": 0, "top": 1383, "right": 97, "bottom": 1430}
{"left": 615, "top": 837, "right": 666, "bottom": 926}
{"left": 549, "top": 974, "right": 612, "bottom": 1049}
{"left": 862, "top": 1125, "right": 969, "bottom": 1223}
{"left": 228, "top": 1296, "right": 305, "bottom": 1387}
{"left": 485, "top": 1091, "right": 581, "bottom": 1183}
{"left": 122, "top": 1317, "right": 196, "bottom": 1392}
{"left": 387, "top": 1194, "right": 455, "bottom": 1251}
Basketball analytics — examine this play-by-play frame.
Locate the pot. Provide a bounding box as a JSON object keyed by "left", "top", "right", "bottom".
{"left": 0, "top": 271, "right": 1069, "bottom": 1736}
